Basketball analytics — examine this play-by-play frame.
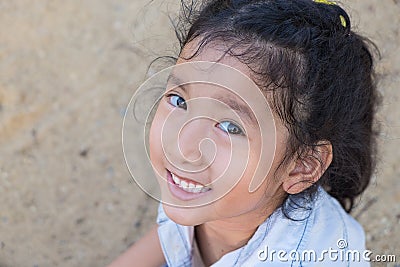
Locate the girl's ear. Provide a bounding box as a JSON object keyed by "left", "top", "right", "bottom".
{"left": 282, "top": 141, "right": 333, "bottom": 194}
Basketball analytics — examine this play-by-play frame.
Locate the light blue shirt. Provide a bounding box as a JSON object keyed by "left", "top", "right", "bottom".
{"left": 157, "top": 187, "right": 370, "bottom": 266}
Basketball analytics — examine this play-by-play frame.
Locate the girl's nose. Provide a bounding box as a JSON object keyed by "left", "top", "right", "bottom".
{"left": 164, "top": 118, "right": 216, "bottom": 172}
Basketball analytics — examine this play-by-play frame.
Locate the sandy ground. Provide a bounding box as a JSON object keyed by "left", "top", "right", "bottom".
{"left": 0, "top": 1, "right": 399, "bottom": 266}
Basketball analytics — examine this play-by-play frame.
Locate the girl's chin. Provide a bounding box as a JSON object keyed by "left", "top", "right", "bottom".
{"left": 162, "top": 203, "right": 207, "bottom": 226}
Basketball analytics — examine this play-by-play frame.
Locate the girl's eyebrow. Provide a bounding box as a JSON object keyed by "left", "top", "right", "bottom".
{"left": 213, "top": 94, "right": 257, "bottom": 126}
{"left": 167, "top": 73, "right": 181, "bottom": 85}
{"left": 166, "top": 74, "right": 191, "bottom": 95}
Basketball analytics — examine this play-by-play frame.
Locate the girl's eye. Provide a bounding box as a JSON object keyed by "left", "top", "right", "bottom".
{"left": 217, "top": 121, "right": 244, "bottom": 136}
{"left": 166, "top": 94, "right": 187, "bottom": 110}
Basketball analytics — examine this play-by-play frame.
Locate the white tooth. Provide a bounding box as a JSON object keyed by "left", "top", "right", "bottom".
{"left": 172, "top": 173, "right": 180, "bottom": 184}
{"left": 187, "top": 183, "right": 195, "bottom": 193}
{"left": 192, "top": 187, "right": 201, "bottom": 193}
{"left": 180, "top": 180, "right": 188, "bottom": 188}
{"left": 200, "top": 187, "right": 209, "bottom": 193}
{"left": 171, "top": 172, "right": 209, "bottom": 193}
{"left": 195, "top": 184, "right": 205, "bottom": 193}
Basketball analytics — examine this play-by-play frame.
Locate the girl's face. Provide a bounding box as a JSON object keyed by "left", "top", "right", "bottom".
{"left": 149, "top": 42, "right": 290, "bottom": 226}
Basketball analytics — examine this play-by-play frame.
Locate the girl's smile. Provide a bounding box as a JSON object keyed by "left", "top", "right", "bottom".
{"left": 166, "top": 168, "right": 212, "bottom": 201}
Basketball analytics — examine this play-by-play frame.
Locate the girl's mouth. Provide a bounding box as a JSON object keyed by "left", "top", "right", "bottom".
{"left": 166, "top": 169, "right": 211, "bottom": 195}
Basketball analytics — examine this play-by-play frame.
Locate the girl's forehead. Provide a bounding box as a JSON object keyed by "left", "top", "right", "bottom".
{"left": 171, "top": 47, "right": 256, "bottom": 98}
{"left": 167, "top": 62, "right": 259, "bottom": 108}
{"left": 177, "top": 40, "right": 254, "bottom": 77}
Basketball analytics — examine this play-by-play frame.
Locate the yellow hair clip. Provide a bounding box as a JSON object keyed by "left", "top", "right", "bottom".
{"left": 314, "top": 0, "right": 336, "bottom": 4}
{"left": 339, "top": 15, "right": 346, "bottom": 27}
{"left": 313, "top": 0, "right": 347, "bottom": 27}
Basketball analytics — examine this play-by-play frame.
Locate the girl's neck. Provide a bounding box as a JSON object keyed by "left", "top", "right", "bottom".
{"left": 194, "top": 205, "right": 277, "bottom": 266}
{"left": 194, "top": 220, "right": 258, "bottom": 266}
{"left": 194, "top": 188, "right": 287, "bottom": 265}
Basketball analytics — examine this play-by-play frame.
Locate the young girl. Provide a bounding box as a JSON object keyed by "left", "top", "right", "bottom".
{"left": 109, "top": 0, "right": 378, "bottom": 266}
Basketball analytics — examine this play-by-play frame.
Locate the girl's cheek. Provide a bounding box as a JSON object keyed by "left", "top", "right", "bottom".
{"left": 149, "top": 107, "right": 166, "bottom": 166}
{"left": 149, "top": 103, "right": 179, "bottom": 167}
{"left": 205, "top": 142, "right": 249, "bottom": 198}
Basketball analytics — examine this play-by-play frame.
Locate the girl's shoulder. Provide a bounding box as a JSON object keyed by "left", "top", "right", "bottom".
{"left": 297, "top": 188, "right": 367, "bottom": 254}
{"left": 156, "top": 204, "right": 194, "bottom": 267}
{"left": 252, "top": 187, "right": 369, "bottom": 266}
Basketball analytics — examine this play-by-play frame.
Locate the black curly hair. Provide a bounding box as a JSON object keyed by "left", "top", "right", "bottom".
{"left": 162, "top": 0, "right": 380, "bottom": 215}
